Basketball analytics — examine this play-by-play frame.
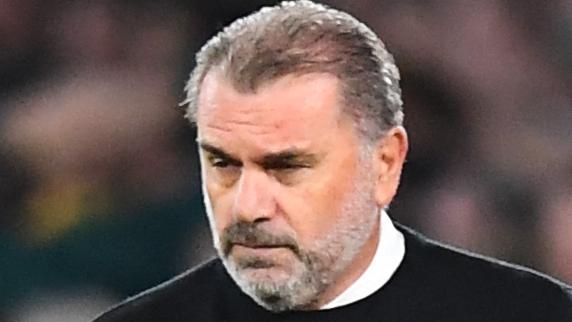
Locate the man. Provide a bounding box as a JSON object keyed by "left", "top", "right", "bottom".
{"left": 96, "top": 1, "right": 572, "bottom": 321}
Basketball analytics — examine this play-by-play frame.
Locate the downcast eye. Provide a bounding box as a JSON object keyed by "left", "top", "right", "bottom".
{"left": 207, "top": 156, "right": 241, "bottom": 186}
{"left": 207, "top": 154, "right": 240, "bottom": 168}
{"left": 274, "top": 163, "right": 304, "bottom": 170}
{"left": 268, "top": 164, "right": 310, "bottom": 185}
{"left": 212, "top": 158, "right": 230, "bottom": 168}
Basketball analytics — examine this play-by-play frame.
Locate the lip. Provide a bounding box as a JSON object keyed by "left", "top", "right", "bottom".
{"left": 234, "top": 243, "right": 289, "bottom": 249}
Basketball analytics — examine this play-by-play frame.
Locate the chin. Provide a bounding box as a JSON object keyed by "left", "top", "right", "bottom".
{"left": 223, "top": 255, "right": 325, "bottom": 312}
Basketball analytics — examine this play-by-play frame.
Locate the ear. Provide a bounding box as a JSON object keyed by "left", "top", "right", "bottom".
{"left": 372, "top": 126, "right": 409, "bottom": 207}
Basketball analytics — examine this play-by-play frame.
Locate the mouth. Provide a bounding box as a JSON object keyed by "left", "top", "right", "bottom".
{"left": 230, "top": 245, "right": 299, "bottom": 274}
{"left": 233, "top": 243, "right": 291, "bottom": 249}
{"left": 230, "top": 244, "right": 296, "bottom": 260}
{"left": 225, "top": 241, "right": 298, "bottom": 256}
{"left": 231, "top": 243, "right": 292, "bottom": 253}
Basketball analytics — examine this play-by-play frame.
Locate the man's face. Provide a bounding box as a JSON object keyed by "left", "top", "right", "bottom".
{"left": 196, "top": 71, "right": 381, "bottom": 311}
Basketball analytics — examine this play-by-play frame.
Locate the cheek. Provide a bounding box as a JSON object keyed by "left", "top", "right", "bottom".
{"left": 204, "top": 179, "right": 235, "bottom": 234}
{"left": 277, "top": 166, "right": 357, "bottom": 246}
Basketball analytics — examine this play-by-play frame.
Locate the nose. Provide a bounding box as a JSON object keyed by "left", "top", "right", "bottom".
{"left": 232, "top": 168, "right": 277, "bottom": 223}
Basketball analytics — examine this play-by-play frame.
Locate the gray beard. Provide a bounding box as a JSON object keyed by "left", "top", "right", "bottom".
{"left": 206, "top": 157, "right": 379, "bottom": 312}
{"left": 225, "top": 247, "right": 329, "bottom": 311}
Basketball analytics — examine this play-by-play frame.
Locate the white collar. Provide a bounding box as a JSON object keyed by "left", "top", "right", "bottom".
{"left": 320, "top": 210, "right": 405, "bottom": 309}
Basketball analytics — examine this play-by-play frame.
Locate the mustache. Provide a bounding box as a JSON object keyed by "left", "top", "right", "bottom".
{"left": 221, "top": 221, "right": 300, "bottom": 257}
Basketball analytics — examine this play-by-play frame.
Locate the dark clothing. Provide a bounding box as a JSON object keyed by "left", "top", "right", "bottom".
{"left": 95, "top": 225, "right": 572, "bottom": 322}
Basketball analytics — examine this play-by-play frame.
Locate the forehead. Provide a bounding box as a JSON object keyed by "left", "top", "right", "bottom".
{"left": 196, "top": 70, "right": 350, "bottom": 153}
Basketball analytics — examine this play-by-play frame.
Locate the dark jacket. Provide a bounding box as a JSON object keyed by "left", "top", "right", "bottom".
{"left": 95, "top": 224, "right": 572, "bottom": 322}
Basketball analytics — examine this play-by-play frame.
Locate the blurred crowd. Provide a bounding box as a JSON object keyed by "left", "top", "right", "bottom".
{"left": 1, "top": 0, "right": 571, "bottom": 321}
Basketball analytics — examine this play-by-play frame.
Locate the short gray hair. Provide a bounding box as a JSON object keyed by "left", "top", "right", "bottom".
{"left": 183, "top": 0, "right": 403, "bottom": 142}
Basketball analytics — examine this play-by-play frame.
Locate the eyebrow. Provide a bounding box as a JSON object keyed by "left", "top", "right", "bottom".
{"left": 198, "top": 141, "right": 318, "bottom": 168}
{"left": 258, "top": 149, "right": 318, "bottom": 169}
{"left": 199, "top": 142, "right": 242, "bottom": 165}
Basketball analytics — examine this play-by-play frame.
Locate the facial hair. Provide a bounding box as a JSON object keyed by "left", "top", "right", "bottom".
{"left": 203, "top": 154, "right": 379, "bottom": 312}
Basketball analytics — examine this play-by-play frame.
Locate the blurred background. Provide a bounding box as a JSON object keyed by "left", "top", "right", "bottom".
{"left": 1, "top": 0, "right": 571, "bottom": 320}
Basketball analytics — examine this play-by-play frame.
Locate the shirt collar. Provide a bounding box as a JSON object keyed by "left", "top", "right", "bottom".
{"left": 320, "top": 210, "right": 405, "bottom": 309}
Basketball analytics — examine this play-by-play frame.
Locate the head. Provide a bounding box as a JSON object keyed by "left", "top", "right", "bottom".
{"left": 185, "top": 0, "right": 408, "bottom": 312}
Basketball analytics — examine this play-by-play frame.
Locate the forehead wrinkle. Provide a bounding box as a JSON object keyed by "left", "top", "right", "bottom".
{"left": 204, "top": 117, "right": 285, "bottom": 139}
{"left": 203, "top": 104, "right": 320, "bottom": 142}
{"left": 198, "top": 71, "right": 349, "bottom": 159}
{"left": 200, "top": 108, "right": 340, "bottom": 163}
{"left": 199, "top": 70, "right": 342, "bottom": 122}
{"left": 201, "top": 102, "right": 289, "bottom": 138}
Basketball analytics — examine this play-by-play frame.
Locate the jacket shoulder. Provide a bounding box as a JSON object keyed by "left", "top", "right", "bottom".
{"left": 93, "top": 257, "right": 224, "bottom": 321}
{"left": 396, "top": 224, "right": 572, "bottom": 320}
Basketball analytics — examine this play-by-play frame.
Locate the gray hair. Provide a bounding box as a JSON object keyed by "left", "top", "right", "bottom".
{"left": 183, "top": 0, "right": 403, "bottom": 143}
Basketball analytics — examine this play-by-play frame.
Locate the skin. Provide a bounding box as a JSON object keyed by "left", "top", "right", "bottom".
{"left": 196, "top": 69, "right": 408, "bottom": 310}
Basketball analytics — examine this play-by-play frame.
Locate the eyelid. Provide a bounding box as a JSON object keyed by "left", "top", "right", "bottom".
{"left": 265, "top": 162, "right": 309, "bottom": 170}
{"left": 207, "top": 154, "right": 241, "bottom": 167}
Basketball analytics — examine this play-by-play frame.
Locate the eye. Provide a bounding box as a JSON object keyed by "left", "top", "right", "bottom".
{"left": 211, "top": 158, "right": 231, "bottom": 168}
{"left": 268, "top": 163, "right": 309, "bottom": 185}
{"left": 267, "top": 162, "right": 308, "bottom": 172}
{"left": 274, "top": 163, "right": 304, "bottom": 170}
{"left": 207, "top": 156, "right": 241, "bottom": 186}
{"left": 207, "top": 154, "right": 239, "bottom": 168}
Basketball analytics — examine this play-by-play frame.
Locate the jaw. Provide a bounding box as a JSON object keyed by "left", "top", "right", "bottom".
{"left": 221, "top": 245, "right": 327, "bottom": 311}
{"left": 312, "top": 216, "right": 380, "bottom": 308}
